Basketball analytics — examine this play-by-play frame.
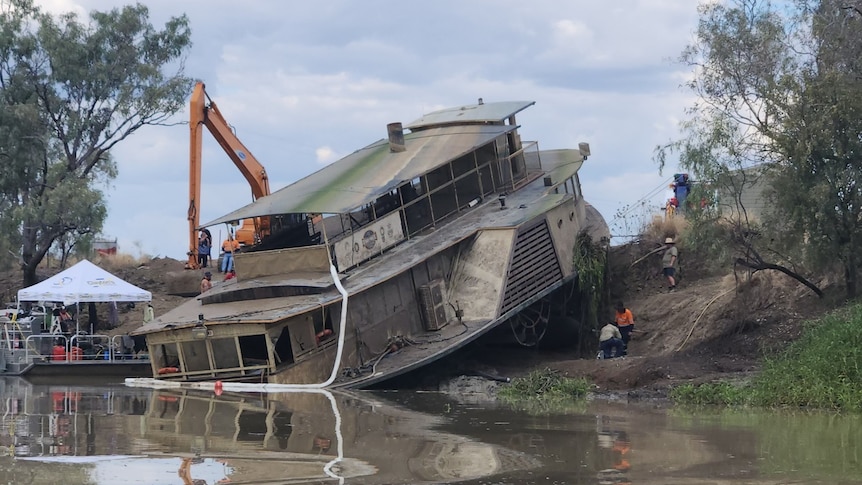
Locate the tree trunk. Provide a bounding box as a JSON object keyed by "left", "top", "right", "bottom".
{"left": 21, "top": 216, "right": 38, "bottom": 287}
{"left": 734, "top": 258, "right": 823, "bottom": 298}
{"left": 844, "top": 255, "right": 857, "bottom": 300}
{"left": 20, "top": 216, "right": 54, "bottom": 287}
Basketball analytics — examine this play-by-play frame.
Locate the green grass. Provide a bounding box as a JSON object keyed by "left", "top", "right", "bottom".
{"left": 671, "top": 302, "right": 862, "bottom": 410}
{"left": 669, "top": 381, "right": 747, "bottom": 406}
{"left": 498, "top": 369, "right": 592, "bottom": 403}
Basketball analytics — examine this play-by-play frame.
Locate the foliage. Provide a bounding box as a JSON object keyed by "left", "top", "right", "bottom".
{"left": 747, "top": 303, "right": 862, "bottom": 410}
{"left": 572, "top": 230, "right": 608, "bottom": 329}
{"left": 669, "top": 381, "right": 746, "bottom": 406}
{"left": 655, "top": 0, "right": 862, "bottom": 298}
{"left": 498, "top": 368, "right": 591, "bottom": 407}
{"left": 0, "top": 0, "right": 193, "bottom": 285}
{"left": 676, "top": 198, "right": 734, "bottom": 273}
{"left": 671, "top": 302, "right": 862, "bottom": 411}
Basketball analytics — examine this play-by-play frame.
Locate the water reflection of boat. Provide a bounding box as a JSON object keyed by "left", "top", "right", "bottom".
{"left": 0, "top": 379, "right": 539, "bottom": 484}
{"left": 134, "top": 99, "right": 607, "bottom": 388}
{"left": 140, "top": 388, "right": 540, "bottom": 484}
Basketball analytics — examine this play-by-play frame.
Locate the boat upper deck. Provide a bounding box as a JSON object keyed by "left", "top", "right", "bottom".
{"left": 135, "top": 146, "right": 587, "bottom": 335}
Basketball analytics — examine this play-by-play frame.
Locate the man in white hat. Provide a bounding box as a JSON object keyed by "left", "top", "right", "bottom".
{"left": 662, "top": 237, "right": 678, "bottom": 291}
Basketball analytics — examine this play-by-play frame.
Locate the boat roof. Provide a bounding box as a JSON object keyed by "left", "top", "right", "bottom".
{"left": 405, "top": 100, "right": 535, "bottom": 130}
{"left": 204, "top": 124, "right": 517, "bottom": 225}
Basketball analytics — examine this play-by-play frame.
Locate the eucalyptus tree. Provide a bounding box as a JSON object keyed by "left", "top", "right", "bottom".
{"left": 657, "top": 0, "right": 861, "bottom": 298}
{"left": 0, "top": 0, "right": 193, "bottom": 285}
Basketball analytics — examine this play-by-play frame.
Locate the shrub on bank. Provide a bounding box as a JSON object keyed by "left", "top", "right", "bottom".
{"left": 498, "top": 368, "right": 590, "bottom": 401}
{"left": 671, "top": 302, "right": 862, "bottom": 411}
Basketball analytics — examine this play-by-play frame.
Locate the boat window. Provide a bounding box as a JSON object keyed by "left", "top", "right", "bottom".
{"left": 479, "top": 165, "right": 494, "bottom": 197}
{"left": 272, "top": 411, "right": 293, "bottom": 450}
{"left": 181, "top": 340, "right": 210, "bottom": 372}
{"left": 154, "top": 394, "right": 180, "bottom": 422}
{"left": 238, "top": 334, "right": 270, "bottom": 366}
{"left": 451, "top": 152, "right": 477, "bottom": 178}
{"left": 180, "top": 398, "right": 211, "bottom": 435}
{"left": 373, "top": 189, "right": 400, "bottom": 219}
{"left": 237, "top": 410, "right": 268, "bottom": 442}
{"left": 152, "top": 343, "right": 180, "bottom": 370}
{"left": 430, "top": 186, "right": 458, "bottom": 221}
{"left": 342, "top": 205, "right": 371, "bottom": 230}
{"left": 313, "top": 307, "right": 335, "bottom": 346}
{"left": 210, "top": 337, "right": 241, "bottom": 369}
{"left": 253, "top": 213, "right": 317, "bottom": 252}
{"left": 404, "top": 197, "right": 433, "bottom": 235}
{"left": 210, "top": 401, "right": 240, "bottom": 439}
{"left": 273, "top": 327, "right": 295, "bottom": 365}
{"left": 426, "top": 164, "right": 453, "bottom": 192}
{"left": 455, "top": 172, "right": 482, "bottom": 210}
{"left": 574, "top": 174, "right": 583, "bottom": 199}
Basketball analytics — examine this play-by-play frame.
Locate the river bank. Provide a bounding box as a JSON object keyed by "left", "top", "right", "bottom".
{"left": 0, "top": 241, "right": 839, "bottom": 398}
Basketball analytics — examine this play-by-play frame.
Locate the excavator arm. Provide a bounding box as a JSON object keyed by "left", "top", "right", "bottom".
{"left": 186, "top": 81, "right": 271, "bottom": 269}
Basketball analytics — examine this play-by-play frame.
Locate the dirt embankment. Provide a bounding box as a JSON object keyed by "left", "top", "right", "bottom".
{"left": 520, "top": 238, "right": 836, "bottom": 397}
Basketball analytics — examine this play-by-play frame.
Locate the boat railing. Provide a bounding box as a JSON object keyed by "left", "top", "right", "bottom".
{"left": 69, "top": 333, "right": 112, "bottom": 361}
{"left": 25, "top": 334, "right": 66, "bottom": 362}
{"left": 504, "top": 141, "right": 542, "bottom": 192}
{"left": 110, "top": 335, "right": 144, "bottom": 361}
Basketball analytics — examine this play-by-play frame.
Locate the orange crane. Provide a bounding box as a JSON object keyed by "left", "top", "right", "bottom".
{"left": 186, "top": 81, "right": 271, "bottom": 269}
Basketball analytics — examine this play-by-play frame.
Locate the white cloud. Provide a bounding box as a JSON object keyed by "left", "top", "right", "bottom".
{"left": 315, "top": 146, "right": 339, "bottom": 165}
{"left": 31, "top": 0, "right": 701, "bottom": 260}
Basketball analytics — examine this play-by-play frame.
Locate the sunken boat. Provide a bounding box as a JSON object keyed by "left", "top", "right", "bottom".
{"left": 133, "top": 99, "right": 609, "bottom": 388}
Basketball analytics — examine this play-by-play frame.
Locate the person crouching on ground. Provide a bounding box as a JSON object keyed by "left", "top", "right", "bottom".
{"left": 614, "top": 301, "right": 634, "bottom": 356}
{"left": 599, "top": 321, "right": 625, "bottom": 359}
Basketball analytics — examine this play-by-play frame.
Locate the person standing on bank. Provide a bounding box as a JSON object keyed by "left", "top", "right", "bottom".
{"left": 143, "top": 303, "right": 155, "bottom": 324}
{"left": 221, "top": 234, "right": 240, "bottom": 273}
{"left": 614, "top": 301, "right": 634, "bottom": 356}
{"left": 662, "top": 237, "right": 679, "bottom": 291}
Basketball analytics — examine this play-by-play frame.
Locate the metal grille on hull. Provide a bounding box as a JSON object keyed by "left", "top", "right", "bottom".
{"left": 500, "top": 220, "right": 562, "bottom": 314}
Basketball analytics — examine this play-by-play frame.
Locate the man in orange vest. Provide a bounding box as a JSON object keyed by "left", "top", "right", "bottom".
{"left": 614, "top": 301, "right": 635, "bottom": 356}
{"left": 221, "top": 234, "right": 240, "bottom": 273}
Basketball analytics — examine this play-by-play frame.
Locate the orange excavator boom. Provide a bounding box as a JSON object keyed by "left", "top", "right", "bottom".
{"left": 186, "top": 81, "right": 271, "bottom": 269}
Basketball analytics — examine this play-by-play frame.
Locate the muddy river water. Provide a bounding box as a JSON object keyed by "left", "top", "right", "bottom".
{"left": 0, "top": 379, "right": 860, "bottom": 484}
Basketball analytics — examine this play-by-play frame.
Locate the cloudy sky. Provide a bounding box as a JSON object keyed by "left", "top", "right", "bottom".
{"left": 37, "top": 0, "right": 698, "bottom": 259}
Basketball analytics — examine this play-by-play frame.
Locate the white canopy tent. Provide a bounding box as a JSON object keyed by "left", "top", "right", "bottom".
{"left": 17, "top": 259, "right": 151, "bottom": 335}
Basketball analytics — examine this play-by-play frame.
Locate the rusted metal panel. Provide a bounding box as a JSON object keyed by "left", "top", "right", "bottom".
{"left": 237, "top": 246, "right": 330, "bottom": 279}
{"left": 545, "top": 202, "right": 579, "bottom": 278}
{"left": 449, "top": 229, "right": 515, "bottom": 321}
